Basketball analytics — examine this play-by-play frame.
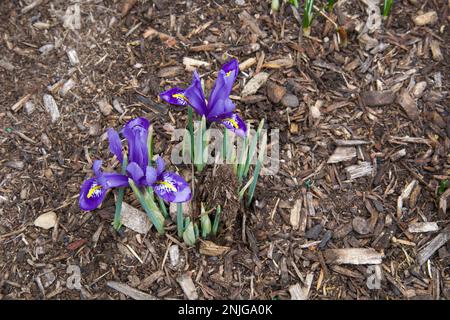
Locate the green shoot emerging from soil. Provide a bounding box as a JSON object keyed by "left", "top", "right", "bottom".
{"left": 382, "top": 0, "right": 394, "bottom": 17}
{"left": 302, "top": 0, "right": 315, "bottom": 36}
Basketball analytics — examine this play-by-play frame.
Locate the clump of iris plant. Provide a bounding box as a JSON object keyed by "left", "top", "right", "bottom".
{"left": 79, "top": 117, "right": 191, "bottom": 235}
{"left": 160, "top": 59, "right": 267, "bottom": 240}
{"left": 160, "top": 59, "right": 247, "bottom": 171}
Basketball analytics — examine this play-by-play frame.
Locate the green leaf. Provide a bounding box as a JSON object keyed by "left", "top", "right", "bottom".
{"left": 243, "top": 119, "right": 264, "bottom": 178}
{"left": 302, "top": 0, "right": 315, "bottom": 34}
{"left": 246, "top": 133, "right": 267, "bottom": 207}
{"left": 288, "top": 0, "right": 299, "bottom": 8}
{"left": 200, "top": 203, "right": 212, "bottom": 238}
{"left": 327, "top": 0, "right": 336, "bottom": 12}
{"left": 157, "top": 196, "right": 168, "bottom": 218}
{"left": 187, "top": 107, "right": 194, "bottom": 161}
{"left": 212, "top": 205, "right": 222, "bottom": 236}
{"left": 237, "top": 135, "right": 249, "bottom": 183}
{"left": 382, "top": 0, "right": 394, "bottom": 17}
{"left": 183, "top": 222, "right": 197, "bottom": 246}
{"left": 271, "top": 0, "right": 280, "bottom": 11}
{"left": 438, "top": 179, "right": 448, "bottom": 196}
{"left": 129, "top": 179, "right": 165, "bottom": 234}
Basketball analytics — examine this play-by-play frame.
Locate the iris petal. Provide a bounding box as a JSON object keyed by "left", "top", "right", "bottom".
{"left": 126, "top": 162, "right": 145, "bottom": 185}
{"left": 121, "top": 117, "right": 150, "bottom": 169}
{"left": 153, "top": 172, "right": 191, "bottom": 203}
{"left": 220, "top": 112, "right": 247, "bottom": 137}
{"left": 183, "top": 71, "right": 208, "bottom": 116}
{"left": 159, "top": 87, "right": 188, "bottom": 107}
{"left": 79, "top": 178, "right": 107, "bottom": 211}
{"left": 221, "top": 59, "right": 239, "bottom": 82}
{"left": 145, "top": 166, "right": 157, "bottom": 186}
{"left": 207, "top": 59, "right": 239, "bottom": 117}
{"left": 156, "top": 156, "right": 165, "bottom": 176}
{"left": 103, "top": 173, "right": 129, "bottom": 188}
{"left": 107, "top": 128, "right": 123, "bottom": 163}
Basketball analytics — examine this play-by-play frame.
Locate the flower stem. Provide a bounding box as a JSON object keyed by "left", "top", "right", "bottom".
{"left": 113, "top": 155, "right": 128, "bottom": 231}
{"left": 177, "top": 203, "right": 184, "bottom": 238}
{"left": 147, "top": 124, "right": 154, "bottom": 165}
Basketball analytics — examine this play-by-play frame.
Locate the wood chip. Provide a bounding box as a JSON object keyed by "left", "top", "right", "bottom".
{"left": 334, "top": 139, "right": 370, "bottom": 146}
{"left": 361, "top": 90, "right": 396, "bottom": 107}
{"left": 327, "top": 147, "right": 356, "bottom": 164}
{"left": 330, "top": 265, "right": 365, "bottom": 279}
{"left": 324, "top": 248, "right": 384, "bottom": 265}
{"left": 157, "top": 66, "right": 183, "bottom": 78}
{"left": 266, "top": 82, "right": 286, "bottom": 104}
{"left": 199, "top": 241, "right": 230, "bottom": 256}
{"left": 176, "top": 273, "right": 198, "bottom": 300}
{"left": 306, "top": 192, "right": 315, "bottom": 216}
{"left": 417, "top": 226, "right": 450, "bottom": 265}
{"left": 390, "top": 148, "right": 406, "bottom": 161}
{"left": 66, "top": 49, "right": 79, "bottom": 66}
{"left": 106, "top": 281, "right": 157, "bottom": 300}
{"left": 11, "top": 94, "right": 32, "bottom": 112}
{"left": 182, "top": 57, "right": 210, "bottom": 70}
{"left": 352, "top": 217, "right": 370, "bottom": 235}
{"left": 345, "top": 162, "right": 373, "bottom": 180}
{"left": 239, "top": 57, "right": 257, "bottom": 71}
{"left": 59, "top": 79, "right": 76, "bottom": 96}
{"left": 413, "top": 11, "right": 438, "bottom": 26}
{"left": 397, "top": 180, "right": 417, "bottom": 218}
{"left": 121, "top": 0, "right": 137, "bottom": 17}
{"left": 262, "top": 58, "right": 294, "bottom": 69}
{"left": 309, "top": 100, "right": 322, "bottom": 120}
{"left": 289, "top": 273, "right": 314, "bottom": 300}
{"left": 241, "top": 72, "right": 269, "bottom": 97}
{"left": 34, "top": 212, "right": 57, "bottom": 230}
{"left": 97, "top": 98, "right": 113, "bottom": 116}
{"left": 238, "top": 11, "right": 267, "bottom": 38}
{"left": 408, "top": 222, "right": 439, "bottom": 233}
{"left": 439, "top": 189, "right": 450, "bottom": 216}
{"left": 430, "top": 40, "right": 443, "bottom": 61}
{"left": 396, "top": 90, "right": 419, "bottom": 120}
{"left": 290, "top": 198, "right": 302, "bottom": 229}
{"left": 120, "top": 202, "right": 151, "bottom": 234}
{"left": 43, "top": 94, "right": 60, "bottom": 123}
{"left": 0, "top": 58, "right": 15, "bottom": 71}
{"left": 138, "top": 271, "right": 164, "bottom": 290}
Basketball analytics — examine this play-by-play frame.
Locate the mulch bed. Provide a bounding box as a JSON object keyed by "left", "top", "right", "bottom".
{"left": 0, "top": 0, "right": 449, "bottom": 300}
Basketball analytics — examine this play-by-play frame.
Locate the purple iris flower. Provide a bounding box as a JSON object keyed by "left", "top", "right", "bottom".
{"left": 160, "top": 59, "right": 247, "bottom": 137}
{"left": 79, "top": 117, "right": 192, "bottom": 211}
{"left": 79, "top": 160, "right": 128, "bottom": 211}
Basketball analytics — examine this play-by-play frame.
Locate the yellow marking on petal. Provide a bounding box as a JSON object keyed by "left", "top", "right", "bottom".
{"left": 87, "top": 185, "right": 102, "bottom": 198}
{"left": 226, "top": 70, "right": 232, "bottom": 77}
{"left": 173, "top": 93, "right": 190, "bottom": 104}
{"left": 224, "top": 117, "right": 239, "bottom": 129}
{"left": 157, "top": 180, "right": 177, "bottom": 192}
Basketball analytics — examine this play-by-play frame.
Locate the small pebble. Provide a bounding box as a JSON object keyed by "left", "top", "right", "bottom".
{"left": 352, "top": 216, "right": 370, "bottom": 235}
{"left": 305, "top": 224, "right": 323, "bottom": 240}
{"left": 281, "top": 94, "right": 299, "bottom": 108}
